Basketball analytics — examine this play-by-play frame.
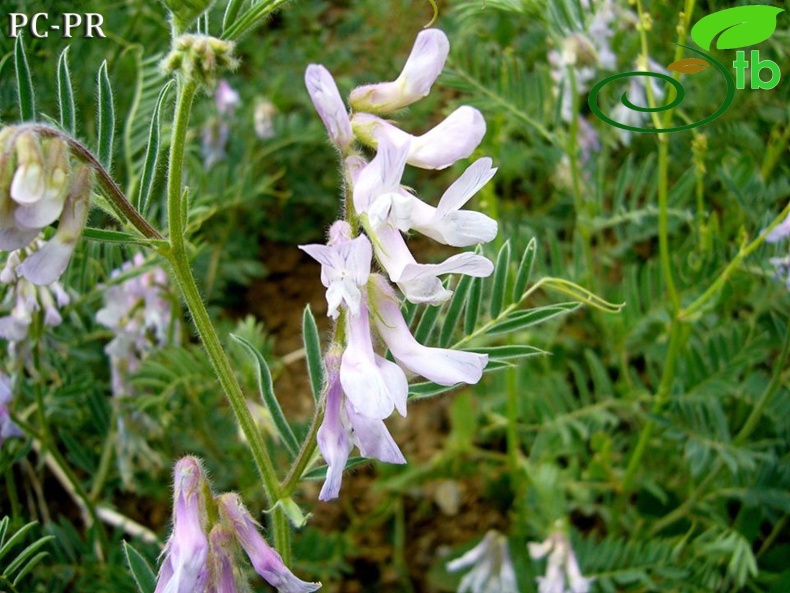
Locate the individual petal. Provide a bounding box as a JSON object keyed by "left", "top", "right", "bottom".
{"left": 352, "top": 106, "right": 486, "bottom": 170}
{"left": 352, "top": 135, "right": 410, "bottom": 214}
{"left": 14, "top": 136, "right": 70, "bottom": 228}
{"left": 207, "top": 526, "right": 241, "bottom": 593}
{"left": 396, "top": 252, "right": 494, "bottom": 304}
{"left": 316, "top": 351, "right": 353, "bottom": 501}
{"left": 435, "top": 158, "right": 497, "bottom": 218}
{"left": 340, "top": 299, "right": 408, "bottom": 419}
{"left": 305, "top": 64, "right": 352, "bottom": 153}
{"left": 0, "top": 220, "right": 39, "bottom": 252}
{"left": 218, "top": 493, "right": 321, "bottom": 593}
{"left": 345, "top": 402, "right": 406, "bottom": 464}
{"left": 349, "top": 29, "right": 449, "bottom": 113}
{"left": 370, "top": 275, "right": 488, "bottom": 385}
{"left": 18, "top": 168, "right": 91, "bottom": 285}
{"left": 10, "top": 133, "right": 46, "bottom": 206}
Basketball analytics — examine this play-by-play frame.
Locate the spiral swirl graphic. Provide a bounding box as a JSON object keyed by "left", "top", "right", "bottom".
{"left": 588, "top": 44, "right": 736, "bottom": 134}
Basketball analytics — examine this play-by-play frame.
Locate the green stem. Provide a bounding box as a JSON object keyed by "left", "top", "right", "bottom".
{"left": 272, "top": 508, "right": 291, "bottom": 565}
{"left": 163, "top": 78, "right": 282, "bottom": 510}
{"left": 657, "top": 140, "right": 680, "bottom": 312}
{"left": 281, "top": 409, "right": 323, "bottom": 495}
{"left": 681, "top": 200, "right": 790, "bottom": 320}
{"left": 89, "top": 406, "right": 118, "bottom": 503}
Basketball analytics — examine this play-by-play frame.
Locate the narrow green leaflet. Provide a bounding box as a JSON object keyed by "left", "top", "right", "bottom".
{"left": 137, "top": 81, "right": 174, "bottom": 214}
{"left": 463, "top": 344, "right": 549, "bottom": 361}
{"left": 413, "top": 301, "right": 442, "bottom": 344}
{"left": 439, "top": 274, "right": 473, "bottom": 347}
{"left": 230, "top": 334, "right": 300, "bottom": 458}
{"left": 464, "top": 276, "right": 483, "bottom": 336}
{"left": 14, "top": 35, "right": 35, "bottom": 121}
{"left": 57, "top": 47, "right": 75, "bottom": 134}
{"left": 487, "top": 302, "right": 581, "bottom": 335}
{"left": 223, "top": 0, "right": 246, "bottom": 34}
{"left": 302, "top": 305, "right": 324, "bottom": 403}
{"left": 122, "top": 541, "right": 156, "bottom": 593}
{"left": 513, "top": 238, "right": 538, "bottom": 301}
{"left": 489, "top": 240, "right": 512, "bottom": 319}
{"left": 96, "top": 60, "right": 115, "bottom": 170}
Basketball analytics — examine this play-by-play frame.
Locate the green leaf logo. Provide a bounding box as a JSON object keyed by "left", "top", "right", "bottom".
{"left": 691, "top": 5, "right": 784, "bottom": 51}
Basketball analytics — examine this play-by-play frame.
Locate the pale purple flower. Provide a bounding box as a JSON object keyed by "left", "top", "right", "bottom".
{"left": 17, "top": 166, "right": 91, "bottom": 286}
{"left": 1, "top": 132, "right": 73, "bottom": 254}
{"left": 0, "top": 372, "right": 24, "bottom": 448}
{"left": 215, "top": 80, "right": 241, "bottom": 116}
{"left": 351, "top": 106, "right": 486, "bottom": 170}
{"left": 305, "top": 64, "right": 353, "bottom": 153}
{"left": 369, "top": 274, "right": 487, "bottom": 386}
{"left": 207, "top": 526, "right": 240, "bottom": 593}
{"left": 155, "top": 457, "right": 209, "bottom": 593}
{"left": 340, "top": 296, "right": 408, "bottom": 419}
{"left": 402, "top": 157, "right": 498, "bottom": 247}
{"left": 529, "top": 530, "right": 592, "bottom": 593}
{"left": 349, "top": 29, "right": 450, "bottom": 114}
{"left": 611, "top": 58, "right": 667, "bottom": 145}
{"left": 317, "top": 349, "right": 405, "bottom": 501}
{"left": 446, "top": 531, "right": 519, "bottom": 593}
{"left": 353, "top": 138, "right": 494, "bottom": 303}
{"left": 298, "top": 221, "right": 372, "bottom": 319}
{"left": 217, "top": 493, "right": 321, "bottom": 592}
{"left": 766, "top": 212, "right": 790, "bottom": 243}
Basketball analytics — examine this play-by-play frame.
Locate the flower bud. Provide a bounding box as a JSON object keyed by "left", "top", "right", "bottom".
{"left": 162, "top": 35, "right": 239, "bottom": 89}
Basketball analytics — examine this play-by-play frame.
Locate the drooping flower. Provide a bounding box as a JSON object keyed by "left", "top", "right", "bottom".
{"left": 351, "top": 106, "right": 486, "bottom": 170}
{"left": 446, "top": 530, "right": 519, "bottom": 593}
{"left": 528, "top": 529, "right": 592, "bottom": 593}
{"left": 217, "top": 493, "right": 321, "bottom": 592}
{"left": 349, "top": 29, "right": 450, "bottom": 113}
{"left": 305, "top": 64, "right": 353, "bottom": 154}
{"left": 316, "top": 349, "right": 405, "bottom": 501}
{"left": 155, "top": 457, "right": 209, "bottom": 593}
{"left": 369, "top": 274, "right": 487, "bottom": 385}
{"left": 353, "top": 137, "right": 494, "bottom": 304}
{"left": 0, "top": 128, "right": 91, "bottom": 285}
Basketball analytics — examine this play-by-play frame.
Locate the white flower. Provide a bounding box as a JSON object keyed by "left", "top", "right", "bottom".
{"left": 298, "top": 221, "right": 371, "bottom": 319}
{"left": 349, "top": 29, "right": 450, "bottom": 113}
{"left": 351, "top": 106, "right": 486, "bottom": 170}
{"left": 447, "top": 531, "right": 519, "bottom": 593}
{"left": 529, "top": 530, "right": 592, "bottom": 593}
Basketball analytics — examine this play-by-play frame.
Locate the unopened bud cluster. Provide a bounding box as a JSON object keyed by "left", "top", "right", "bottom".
{"left": 155, "top": 456, "right": 320, "bottom": 593}
{"left": 162, "top": 35, "right": 238, "bottom": 89}
{"left": 0, "top": 127, "right": 92, "bottom": 286}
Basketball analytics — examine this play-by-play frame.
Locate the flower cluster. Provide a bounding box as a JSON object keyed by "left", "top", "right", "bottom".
{"left": 301, "top": 29, "right": 497, "bottom": 500}
{"left": 528, "top": 529, "right": 592, "bottom": 593}
{"left": 446, "top": 530, "right": 518, "bottom": 593}
{"left": 1, "top": 128, "right": 92, "bottom": 286}
{"left": 155, "top": 456, "right": 320, "bottom": 593}
{"left": 96, "top": 253, "right": 177, "bottom": 399}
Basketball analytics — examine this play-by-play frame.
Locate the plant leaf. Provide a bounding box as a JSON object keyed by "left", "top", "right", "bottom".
{"left": 57, "top": 47, "right": 75, "bottom": 134}
{"left": 14, "top": 34, "right": 35, "bottom": 121}
{"left": 122, "top": 541, "right": 156, "bottom": 593}
{"left": 230, "top": 334, "right": 300, "bottom": 458}
{"left": 137, "top": 80, "right": 173, "bottom": 214}
{"left": 96, "top": 60, "right": 115, "bottom": 169}
{"left": 489, "top": 240, "right": 512, "bottom": 319}
{"left": 302, "top": 305, "right": 324, "bottom": 403}
{"left": 666, "top": 58, "right": 710, "bottom": 74}
{"left": 691, "top": 6, "right": 784, "bottom": 50}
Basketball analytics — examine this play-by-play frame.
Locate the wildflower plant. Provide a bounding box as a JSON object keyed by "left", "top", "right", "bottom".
{"left": 0, "top": 1, "right": 788, "bottom": 592}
